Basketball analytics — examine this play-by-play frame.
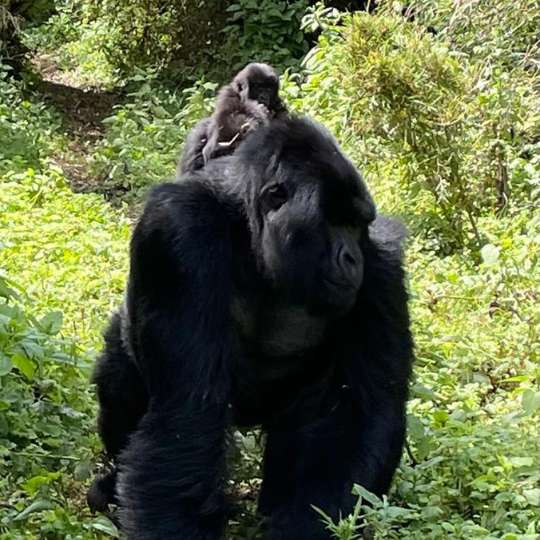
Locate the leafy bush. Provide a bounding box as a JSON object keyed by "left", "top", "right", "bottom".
{"left": 21, "top": 1, "right": 80, "bottom": 53}
{"left": 0, "top": 0, "right": 55, "bottom": 66}
{"left": 294, "top": 4, "right": 540, "bottom": 251}
{"left": 406, "top": 0, "right": 539, "bottom": 69}
{"left": 222, "top": 0, "right": 310, "bottom": 71}
{"left": 23, "top": 0, "right": 312, "bottom": 87}
{"left": 0, "top": 64, "right": 60, "bottom": 173}
{"left": 0, "top": 167, "right": 130, "bottom": 347}
{"left": 90, "top": 77, "right": 217, "bottom": 200}
{"left": 0, "top": 164, "right": 130, "bottom": 537}
{"left": 96, "top": 0, "right": 228, "bottom": 74}
{"left": 0, "top": 270, "right": 98, "bottom": 535}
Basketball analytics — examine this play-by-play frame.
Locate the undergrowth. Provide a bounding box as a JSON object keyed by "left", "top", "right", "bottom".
{"left": 0, "top": 0, "right": 538, "bottom": 538}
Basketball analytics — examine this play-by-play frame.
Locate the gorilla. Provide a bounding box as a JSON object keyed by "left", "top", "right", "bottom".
{"left": 88, "top": 116, "right": 413, "bottom": 540}
{"left": 179, "top": 63, "right": 287, "bottom": 175}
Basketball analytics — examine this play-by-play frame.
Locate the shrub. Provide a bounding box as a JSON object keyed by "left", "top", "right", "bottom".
{"left": 81, "top": 0, "right": 230, "bottom": 77}
{"left": 295, "top": 4, "right": 539, "bottom": 251}
{"left": 0, "top": 0, "right": 56, "bottom": 67}
{"left": 0, "top": 63, "right": 60, "bottom": 173}
{"left": 222, "top": 0, "right": 310, "bottom": 71}
{"left": 90, "top": 77, "right": 217, "bottom": 200}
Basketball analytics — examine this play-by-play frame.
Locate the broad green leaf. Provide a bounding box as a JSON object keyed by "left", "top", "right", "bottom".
{"left": 11, "top": 352, "right": 36, "bottom": 380}
{"left": 22, "top": 472, "right": 61, "bottom": 496}
{"left": 352, "top": 484, "right": 381, "bottom": 506}
{"left": 521, "top": 389, "right": 540, "bottom": 415}
{"left": 411, "top": 383, "right": 437, "bottom": 401}
{"left": 74, "top": 460, "right": 92, "bottom": 481}
{"left": 39, "top": 311, "right": 63, "bottom": 335}
{"left": 13, "top": 499, "right": 55, "bottom": 521}
{"left": 89, "top": 516, "right": 120, "bottom": 536}
{"left": 407, "top": 413, "right": 426, "bottom": 440}
{"left": 0, "top": 353, "right": 12, "bottom": 376}
{"left": 523, "top": 488, "right": 540, "bottom": 506}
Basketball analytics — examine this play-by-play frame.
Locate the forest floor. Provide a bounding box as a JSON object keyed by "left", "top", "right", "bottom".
{"left": 32, "top": 53, "right": 122, "bottom": 194}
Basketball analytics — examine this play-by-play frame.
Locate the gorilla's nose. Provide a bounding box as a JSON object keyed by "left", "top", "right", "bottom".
{"left": 337, "top": 245, "right": 360, "bottom": 283}
{"left": 258, "top": 92, "right": 271, "bottom": 107}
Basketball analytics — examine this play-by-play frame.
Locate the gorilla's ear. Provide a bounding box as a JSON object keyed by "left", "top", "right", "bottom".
{"left": 354, "top": 168, "right": 376, "bottom": 223}
{"left": 358, "top": 196, "right": 376, "bottom": 223}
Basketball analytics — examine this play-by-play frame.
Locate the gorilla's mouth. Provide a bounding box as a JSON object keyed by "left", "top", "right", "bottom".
{"left": 321, "top": 277, "right": 361, "bottom": 310}
{"left": 322, "top": 276, "right": 360, "bottom": 294}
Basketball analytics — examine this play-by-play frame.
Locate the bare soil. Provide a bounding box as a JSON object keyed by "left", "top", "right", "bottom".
{"left": 31, "top": 53, "right": 122, "bottom": 193}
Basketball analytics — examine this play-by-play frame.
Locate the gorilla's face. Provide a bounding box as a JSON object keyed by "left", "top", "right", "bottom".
{"left": 259, "top": 173, "right": 370, "bottom": 315}
{"left": 233, "top": 63, "right": 280, "bottom": 109}
{"left": 241, "top": 119, "right": 376, "bottom": 316}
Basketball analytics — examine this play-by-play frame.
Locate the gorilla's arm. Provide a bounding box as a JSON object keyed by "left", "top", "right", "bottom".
{"left": 177, "top": 118, "right": 212, "bottom": 175}
{"left": 117, "top": 181, "right": 234, "bottom": 540}
{"left": 337, "top": 217, "right": 412, "bottom": 490}
{"left": 260, "top": 217, "right": 412, "bottom": 539}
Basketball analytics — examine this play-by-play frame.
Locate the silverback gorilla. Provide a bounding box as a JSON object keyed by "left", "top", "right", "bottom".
{"left": 88, "top": 116, "right": 413, "bottom": 539}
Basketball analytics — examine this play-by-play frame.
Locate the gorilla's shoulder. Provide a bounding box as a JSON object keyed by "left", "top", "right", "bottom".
{"left": 138, "top": 178, "right": 238, "bottom": 236}
{"left": 149, "top": 175, "right": 236, "bottom": 207}
{"left": 369, "top": 215, "right": 407, "bottom": 257}
{"left": 237, "top": 115, "right": 337, "bottom": 154}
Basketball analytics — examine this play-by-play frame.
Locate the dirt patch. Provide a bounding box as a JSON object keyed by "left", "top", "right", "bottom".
{"left": 31, "top": 53, "right": 122, "bottom": 193}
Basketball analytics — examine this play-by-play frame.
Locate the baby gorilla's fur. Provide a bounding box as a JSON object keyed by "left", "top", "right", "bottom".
{"left": 178, "top": 63, "right": 287, "bottom": 175}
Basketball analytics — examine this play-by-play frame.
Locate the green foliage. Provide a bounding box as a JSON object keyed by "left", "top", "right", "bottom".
{"left": 0, "top": 64, "right": 60, "bottom": 173}
{"left": 0, "top": 0, "right": 56, "bottom": 25}
{"left": 0, "top": 270, "right": 93, "bottom": 531}
{"left": 80, "top": 0, "right": 229, "bottom": 77}
{"left": 0, "top": 163, "right": 130, "bottom": 536}
{"left": 90, "top": 77, "right": 217, "bottom": 201}
{"left": 23, "top": 0, "right": 311, "bottom": 85}
{"left": 222, "top": 0, "right": 310, "bottom": 71}
{"left": 0, "top": 162, "right": 129, "bottom": 537}
{"left": 347, "top": 14, "right": 477, "bottom": 246}
{"left": 0, "top": 271, "right": 120, "bottom": 538}
{"left": 0, "top": 0, "right": 538, "bottom": 537}
{"left": 406, "top": 0, "right": 539, "bottom": 68}
{"left": 21, "top": 2, "right": 80, "bottom": 52}
{"left": 0, "top": 166, "right": 130, "bottom": 348}
{"left": 294, "top": 3, "right": 540, "bottom": 251}
{"left": 0, "top": 0, "right": 55, "bottom": 61}
{"left": 22, "top": 2, "right": 122, "bottom": 88}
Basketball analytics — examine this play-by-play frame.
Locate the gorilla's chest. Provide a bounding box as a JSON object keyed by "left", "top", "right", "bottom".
{"left": 231, "top": 298, "right": 327, "bottom": 359}
{"left": 230, "top": 297, "right": 331, "bottom": 426}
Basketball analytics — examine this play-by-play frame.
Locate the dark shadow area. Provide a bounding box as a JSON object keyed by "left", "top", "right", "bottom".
{"left": 31, "top": 74, "right": 124, "bottom": 194}
{"left": 36, "top": 78, "right": 121, "bottom": 143}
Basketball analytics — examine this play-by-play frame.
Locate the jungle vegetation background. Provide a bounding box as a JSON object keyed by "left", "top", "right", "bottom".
{"left": 0, "top": 0, "right": 538, "bottom": 538}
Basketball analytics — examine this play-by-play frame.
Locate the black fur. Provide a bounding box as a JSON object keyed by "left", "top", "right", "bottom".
{"left": 178, "top": 63, "right": 287, "bottom": 176}
{"left": 90, "top": 117, "right": 413, "bottom": 540}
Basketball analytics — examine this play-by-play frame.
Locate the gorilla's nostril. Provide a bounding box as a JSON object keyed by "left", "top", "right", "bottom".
{"left": 338, "top": 245, "right": 356, "bottom": 268}
{"left": 343, "top": 251, "right": 356, "bottom": 266}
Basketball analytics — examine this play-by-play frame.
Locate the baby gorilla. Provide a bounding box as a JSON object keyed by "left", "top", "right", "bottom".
{"left": 178, "top": 63, "right": 287, "bottom": 175}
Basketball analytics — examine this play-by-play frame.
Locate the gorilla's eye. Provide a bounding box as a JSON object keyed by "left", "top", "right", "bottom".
{"left": 261, "top": 183, "right": 288, "bottom": 212}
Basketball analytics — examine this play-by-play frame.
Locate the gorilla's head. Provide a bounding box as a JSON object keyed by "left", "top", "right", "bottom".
{"left": 232, "top": 63, "right": 280, "bottom": 109}
{"left": 236, "top": 117, "right": 376, "bottom": 315}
